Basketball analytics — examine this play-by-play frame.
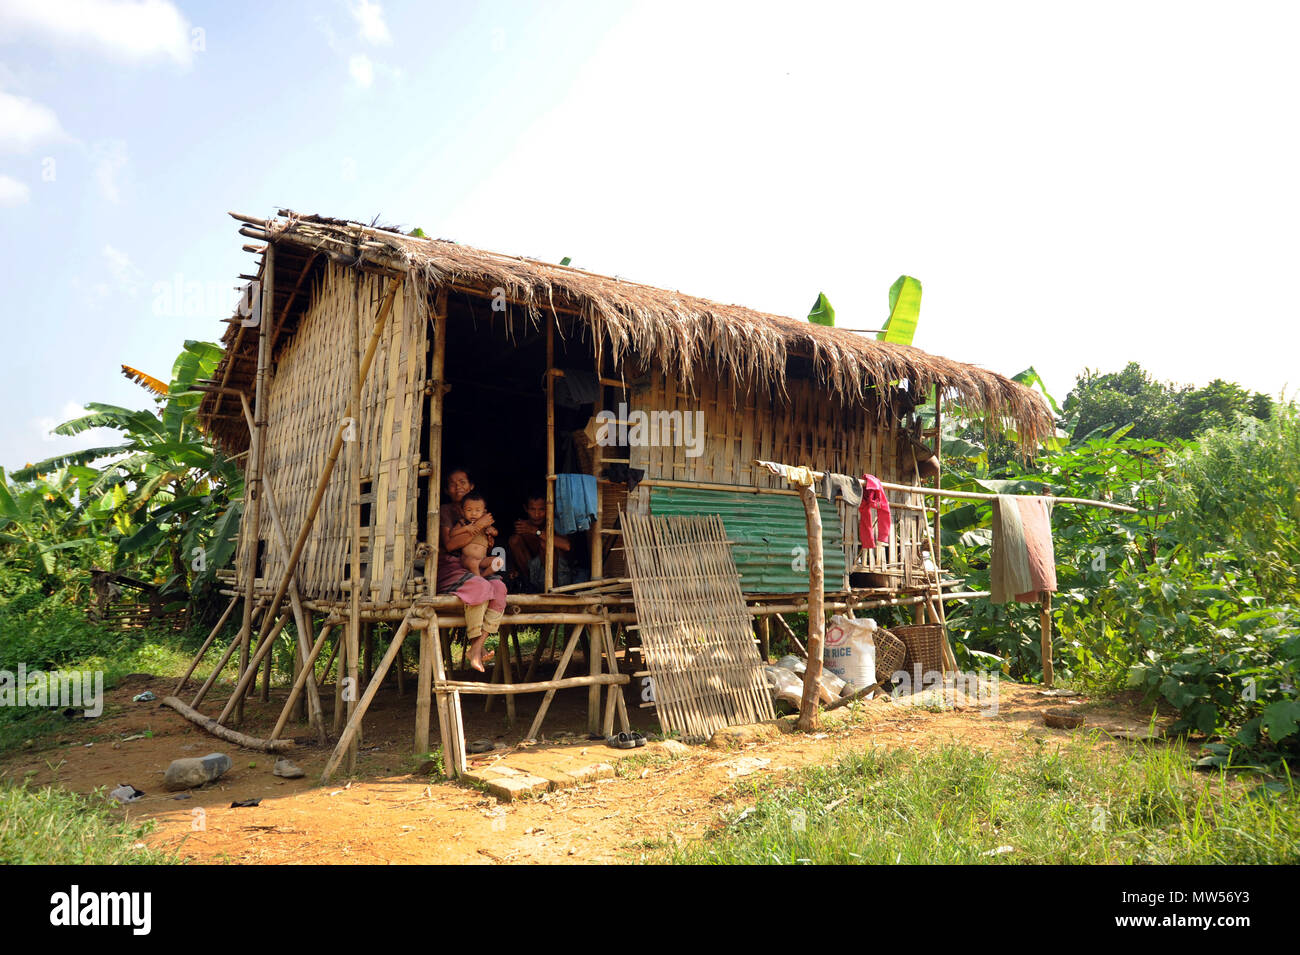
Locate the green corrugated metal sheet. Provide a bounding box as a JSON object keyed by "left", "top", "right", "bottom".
{"left": 648, "top": 487, "right": 845, "bottom": 594}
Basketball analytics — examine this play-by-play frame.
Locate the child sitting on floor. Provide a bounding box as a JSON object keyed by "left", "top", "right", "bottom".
{"left": 457, "top": 491, "right": 504, "bottom": 576}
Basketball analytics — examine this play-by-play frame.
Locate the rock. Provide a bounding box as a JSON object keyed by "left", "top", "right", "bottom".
{"left": 646, "top": 738, "right": 691, "bottom": 757}
{"left": 164, "top": 752, "right": 232, "bottom": 791}
{"left": 467, "top": 738, "right": 496, "bottom": 754}
{"left": 273, "top": 758, "right": 305, "bottom": 779}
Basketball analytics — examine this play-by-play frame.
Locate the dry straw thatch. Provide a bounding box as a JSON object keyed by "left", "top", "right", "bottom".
{"left": 203, "top": 210, "right": 1054, "bottom": 447}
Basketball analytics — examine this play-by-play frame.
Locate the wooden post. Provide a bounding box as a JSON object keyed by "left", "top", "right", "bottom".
{"left": 796, "top": 484, "right": 825, "bottom": 733}
{"left": 321, "top": 611, "right": 422, "bottom": 784}
{"left": 241, "top": 275, "right": 401, "bottom": 727}
{"left": 415, "top": 615, "right": 433, "bottom": 753}
{"left": 545, "top": 314, "right": 556, "bottom": 591}
{"left": 424, "top": 287, "right": 447, "bottom": 561}
{"left": 759, "top": 615, "right": 771, "bottom": 662}
{"left": 591, "top": 345, "right": 604, "bottom": 580}
{"left": 174, "top": 594, "right": 239, "bottom": 694}
{"left": 346, "top": 270, "right": 364, "bottom": 770}
{"left": 240, "top": 394, "right": 326, "bottom": 740}
{"left": 190, "top": 601, "right": 265, "bottom": 710}
{"left": 236, "top": 242, "right": 273, "bottom": 724}
{"left": 431, "top": 616, "right": 467, "bottom": 777}
{"left": 524, "top": 623, "right": 585, "bottom": 742}
{"left": 216, "top": 612, "right": 291, "bottom": 725}
{"left": 269, "top": 622, "right": 334, "bottom": 741}
{"left": 1040, "top": 592, "right": 1054, "bottom": 688}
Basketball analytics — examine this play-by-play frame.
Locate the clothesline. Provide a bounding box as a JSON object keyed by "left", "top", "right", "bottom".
{"left": 751, "top": 459, "right": 1139, "bottom": 515}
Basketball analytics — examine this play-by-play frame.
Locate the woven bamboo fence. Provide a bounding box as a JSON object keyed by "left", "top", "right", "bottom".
{"left": 621, "top": 510, "right": 775, "bottom": 742}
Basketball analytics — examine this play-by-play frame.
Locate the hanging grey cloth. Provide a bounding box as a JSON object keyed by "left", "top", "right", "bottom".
{"left": 821, "top": 472, "right": 863, "bottom": 506}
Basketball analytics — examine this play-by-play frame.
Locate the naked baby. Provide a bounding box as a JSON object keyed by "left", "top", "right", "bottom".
{"left": 456, "top": 491, "right": 504, "bottom": 576}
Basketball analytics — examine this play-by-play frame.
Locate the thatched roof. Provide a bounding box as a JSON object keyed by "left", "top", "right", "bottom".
{"left": 199, "top": 210, "right": 1054, "bottom": 450}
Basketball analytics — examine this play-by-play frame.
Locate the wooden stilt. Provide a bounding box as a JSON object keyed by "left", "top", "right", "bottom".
{"left": 174, "top": 594, "right": 239, "bottom": 694}
{"left": 270, "top": 622, "right": 335, "bottom": 741}
{"left": 216, "top": 612, "right": 291, "bottom": 726}
{"left": 796, "top": 483, "right": 825, "bottom": 733}
{"left": 317, "top": 627, "right": 341, "bottom": 689}
{"left": 1041, "top": 592, "right": 1054, "bottom": 687}
{"left": 190, "top": 602, "right": 266, "bottom": 710}
{"left": 346, "top": 271, "right": 364, "bottom": 772}
{"left": 524, "top": 623, "right": 585, "bottom": 742}
{"left": 238, "top": 427, "right": 327, "bottom": 742}
{"left": 502, "top": 627, "right": 515, "bottom": 726}
{"left": 415, "top": 618, "right": 433, "bottom": 754}
{"left": 524, "top": 624, "right": 552, "bottom": 682}
{"left": 428, "top": 614, "right": 466, "bottom": 775}
{"left": 587, "top": 615, "right": 603, "bottom": 736}
{"left": 545, "top": 314, "right": 556, "bottom": 591}
{"left": 321, "top": 611, "right": 424, "bottom": 784}
{"left": 236, "top": 243, "right": 275, "bottom": 725}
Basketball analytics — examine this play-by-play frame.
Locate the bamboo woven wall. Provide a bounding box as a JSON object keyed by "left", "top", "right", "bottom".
{"left": 627, "top": 366, "right": 928, "bottom": 590}
{"left": 238, "top": 263, "right": 427, "bottom": 605}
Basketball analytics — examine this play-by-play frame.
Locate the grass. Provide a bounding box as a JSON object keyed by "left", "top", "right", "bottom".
{"left": 0, "top": 783, "right": 180, "bottom": 864}
{"left": 667, "top": 737, "right": 1300, "bottom": 865}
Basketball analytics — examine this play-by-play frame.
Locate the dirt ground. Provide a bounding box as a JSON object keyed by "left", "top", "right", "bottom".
{"left": 0, "top": 668, "right": 1175, "bottom": 864}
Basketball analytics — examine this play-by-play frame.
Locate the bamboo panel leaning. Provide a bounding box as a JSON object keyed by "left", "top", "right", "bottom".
{"left": 620, "top": 510, "right": 775, "bottom": 743}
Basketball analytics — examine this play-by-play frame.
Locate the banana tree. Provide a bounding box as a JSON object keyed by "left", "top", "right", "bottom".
{"left": 13, "top": 340, "right": 243, "bottom": 602}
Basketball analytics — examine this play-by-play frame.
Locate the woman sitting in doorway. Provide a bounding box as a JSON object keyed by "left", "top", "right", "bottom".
{"left": 437, "top": 467, "right": 507, "bottom": 672}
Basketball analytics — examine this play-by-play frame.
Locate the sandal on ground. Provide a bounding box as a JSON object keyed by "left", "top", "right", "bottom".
{"left": 606, "top": 732, "right": 638, "bottom": 749}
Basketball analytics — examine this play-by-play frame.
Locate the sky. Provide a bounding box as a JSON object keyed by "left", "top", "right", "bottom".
{"left": 1, "top": 0, "right": 1297, "bottom": 471}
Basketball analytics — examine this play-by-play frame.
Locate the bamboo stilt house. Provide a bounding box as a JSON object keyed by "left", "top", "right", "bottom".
{"left": 191, "top": 209, "right": 1053, "bottom": 772}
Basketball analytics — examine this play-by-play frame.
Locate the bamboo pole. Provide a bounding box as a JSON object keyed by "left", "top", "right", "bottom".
{"left": 216, "top": 612, "right": 291, "bottom": 725}
{"left": 440, "top": 673, "right": 628, "bottom": 694}
{"left": 524, "top": 623, "right": 585, "bottom": 742}
{"left": 875, "top": 479, "right": 1139, "bottom": 514}
{"left": 190, "top": 602, "right": 266, "bottom": 710}
{"left": 1041, "top": 592, "right": 1054, "bottom": 688}
{"left": 415, "top": 616, "right": 434, "bottom": 754}
{"left": 545, "top": 313, "right": 556, "bottom": 591}
{"left": 250, "top": 275, "right": 401, "bottom": 729}
{"left": 269, "top": 622, "right": 334, "bottom": 742}
{"left": 240, "top": 393, "right": 326, "bottom": 741}
{"left": 346, "top": 269, "right": 364, "bottom": 771}
{"left": 173, "top": 594, "right": 239, "bottom": 694}
{"left": 321, "top": 609, "right": 419, "bottom": 784}
{"left": 424, "top": 287, "right": 447, "bottom": 556}
{"left": 236, "top": 242, "right": 274, "bottom": 724}
{"left": 796, "top": 483, "right": 825, "bottom": 733}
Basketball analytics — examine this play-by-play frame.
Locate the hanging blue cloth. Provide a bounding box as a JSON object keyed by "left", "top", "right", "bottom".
{"left": 555, "top": 473, "right": 598, "bottom": 535}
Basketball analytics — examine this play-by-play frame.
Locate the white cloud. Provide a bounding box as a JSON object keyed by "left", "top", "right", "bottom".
{"left": 348, "top": 53, "right": 374, "bottom": 88}
{"left": 90, "top": 138, "right": 127, "bottom": 203}
{"left": 102, "top": 243, "right": 141, "bottom": 295}
{"left": 0, "top": 173, "right": 29, "bottom": 206}
{"left": 0, "top": 0, "right": 194, "bottom": 66}
{"left": 348, "top": 0, "right": 391, "bottom": 44}
{"left": 0, "top": 90, "right": 67, "bottom": 152}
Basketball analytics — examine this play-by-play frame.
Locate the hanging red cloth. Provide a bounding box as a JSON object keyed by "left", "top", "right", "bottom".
{"left": 859, "top": 474, "right": 892, "bottom": 548}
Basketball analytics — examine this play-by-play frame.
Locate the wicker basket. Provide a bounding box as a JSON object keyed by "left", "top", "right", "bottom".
{"left": 889, "top": 624, "right": 947, "bottom": 677}
{"left": 873, "top": 628, "right": 907, "bottom": 685}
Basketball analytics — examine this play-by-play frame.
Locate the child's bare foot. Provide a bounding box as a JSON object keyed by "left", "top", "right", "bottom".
{"left": 467, "top": 636, "right": 494, "bottom": 672}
